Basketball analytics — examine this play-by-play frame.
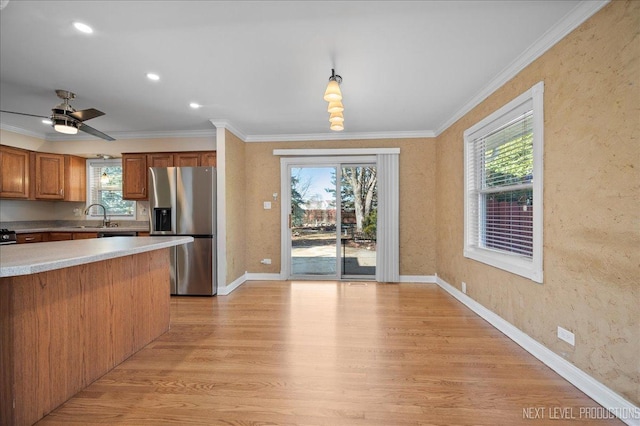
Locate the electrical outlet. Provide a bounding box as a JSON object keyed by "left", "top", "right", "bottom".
{"left": 461, "top": 282, "right": 467, "bottom": 294}
{"left": 261, "top": 258, "right": 271, "bottom": 265}
{"left": 263, "top": 201, "right": 272, "bottom": 210}
{"left": 557, "top": 326, "right": 575, "bottom": 346}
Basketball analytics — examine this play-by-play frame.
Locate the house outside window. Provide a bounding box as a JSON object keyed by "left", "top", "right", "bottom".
{"left": 86, "top": 159, "right": 136, "bottom": 219}
{"left": 464, "top": 82, "right": 544, "bottom": 283}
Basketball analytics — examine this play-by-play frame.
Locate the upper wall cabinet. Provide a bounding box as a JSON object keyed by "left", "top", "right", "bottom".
{"left": 200, "top": 152, "right": 217, "bottom": 167}
{"left": 174, "top": 152, "right": 201, "bottom": 167}
{"left": 148, "top": 153, "right": 174, "bottom": 168}
{"left": 33, "top": 153, "right": 65, "bottom": 200}
{"left": 64, "top": 155, "right": 86, "bottom": 202}
{"left": 0, "top": 145, "right": 31, "bottom": 199}
{"left": 0, "top": 145, "right": 86, "bottom": 201}
{"left": 122, "top": 151, "right": 216, "bottom": 200}
{"left": 122, "top": 153, "right": 148, "bottom": 200}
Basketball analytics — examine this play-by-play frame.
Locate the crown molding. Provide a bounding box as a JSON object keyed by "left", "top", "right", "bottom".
{"left": 435, "top": 0, "right": 610, "bottom": 136}
{"left": 244, "top": 130, "right": 436, "bottom": 143}
{"left": 0, "top": 123, "right": 47, "bottom": 140}
{"left": 209, "top": 119, "right": 247, "bottom": 141}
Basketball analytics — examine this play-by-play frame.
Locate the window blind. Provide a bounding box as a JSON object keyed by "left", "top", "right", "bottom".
{"left": 87, "top": 160, "right": 135, "bottom": 217}
{"left": 469, "top": 111, "right": 534, "bottom": 258}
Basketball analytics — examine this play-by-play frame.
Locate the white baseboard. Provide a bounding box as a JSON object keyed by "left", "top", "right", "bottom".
{"left": 435, "top": 276, "right": 639, "bottom": 426}
{"left": 399, "top": 275, "right": 437, "bottom": 283}
{"left": 217, "top": 272, "right": 247, "bottom": 296}
{"left": 246, "top": 272, "right": 285, "bottom": 281}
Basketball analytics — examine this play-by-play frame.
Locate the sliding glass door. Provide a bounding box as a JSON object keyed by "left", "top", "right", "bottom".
{"left": 290, "top": 166, "right": 338, "bottom": 276}
{"left": 340, "top": 165, "right": 377, "bottom": 278}
{"left": 287, "top": 162, "right": 377, "bottom": 280}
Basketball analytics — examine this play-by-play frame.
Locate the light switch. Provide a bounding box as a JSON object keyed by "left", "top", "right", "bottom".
{"left": 263, "top": 201, "right": 272, "bottom": 210}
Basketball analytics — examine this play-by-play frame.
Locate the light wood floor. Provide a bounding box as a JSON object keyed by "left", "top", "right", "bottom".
{"left": 38, "top": 281, "right": 621, "bottom": 425}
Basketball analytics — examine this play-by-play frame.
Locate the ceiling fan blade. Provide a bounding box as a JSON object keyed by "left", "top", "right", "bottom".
{"left": 0, "top": 110, "right": 48, "bottom": 119}
{"left": 79, "top": 123, "right": 115, "bottom": 141}
{"left": 69, "top": 108, "right": 105, "bottom": 121}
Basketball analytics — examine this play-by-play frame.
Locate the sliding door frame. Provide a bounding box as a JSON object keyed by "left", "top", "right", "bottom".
{"left": 280, "top": 155, "right": 376, "bottom": 280}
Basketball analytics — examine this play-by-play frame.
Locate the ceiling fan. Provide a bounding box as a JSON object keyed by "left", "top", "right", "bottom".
{"left": 0, "top": 89, "right": 115, "bottom": 141}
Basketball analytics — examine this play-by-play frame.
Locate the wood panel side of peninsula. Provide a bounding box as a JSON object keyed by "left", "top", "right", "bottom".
{"left": 0, "top": 249, "right": 171, "bottom": 426}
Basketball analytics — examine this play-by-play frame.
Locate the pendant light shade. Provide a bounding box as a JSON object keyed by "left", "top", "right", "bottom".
{"left": 100, "top": 172, "right": 110, "bottom": 185}
{"left": 323, "top": 68, "right": 343, "bottom": 103}
{"left": 329, "top": 112, "right": 344, "bottom": 123}
{"left": 324, "top": 68, "right": 345, "bottom": 131}
{"left": 323, "top": 80, "right": 342, "bottom": 102}
{"left": 327, "top": 101, "right": 344, "bottom": 113}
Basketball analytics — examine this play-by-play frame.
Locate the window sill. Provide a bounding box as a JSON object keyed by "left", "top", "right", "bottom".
{"left": 464, "top": 247, "right": 543, "bottom": 283}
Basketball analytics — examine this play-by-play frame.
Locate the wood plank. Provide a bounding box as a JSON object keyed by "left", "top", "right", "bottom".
{"left": 36, "top": 282, "right": 623, "bottom": 425}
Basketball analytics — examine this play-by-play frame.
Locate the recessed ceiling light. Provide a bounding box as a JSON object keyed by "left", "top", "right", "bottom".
{"left": 189, "top": 102, "right": 202, "bottom": 109}
{"left": 146, "top": 73, "right": 160, "bottom": 81}
{"left": 73, "top": 22, "right": 93, "bottom": 34}
{"left": 42, "top": 119, "right": 52, "bottom": 125}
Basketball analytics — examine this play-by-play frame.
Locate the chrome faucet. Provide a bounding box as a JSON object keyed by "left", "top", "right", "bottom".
{"left": 84, "top": 203, "right": 109, "bottom": 227}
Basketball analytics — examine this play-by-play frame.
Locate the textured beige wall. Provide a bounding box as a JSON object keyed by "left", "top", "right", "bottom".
{"left": 435, "top": 1, "right": 639, "bottom": 404}
{"left": 224, "top": 129, "right": 247, "bottom": 285}
{"left": 244, "top": 138, "right": 436, "bottom": 276}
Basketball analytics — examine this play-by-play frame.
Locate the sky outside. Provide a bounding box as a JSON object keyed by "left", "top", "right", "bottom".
{"left": 292, "top": 167, "right": 335, "bottom": 203}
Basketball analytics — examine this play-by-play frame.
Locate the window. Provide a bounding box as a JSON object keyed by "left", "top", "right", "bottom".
{"left": 86, "top": 159, "right": 136, "bottom": 218}
{"left": 464, "top": 82, "right": 544, "bottom": 283}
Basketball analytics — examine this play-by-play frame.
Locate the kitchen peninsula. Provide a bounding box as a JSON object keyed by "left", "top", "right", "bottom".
{"left": 0, "top": 236, "right": 193, "bottom": 426}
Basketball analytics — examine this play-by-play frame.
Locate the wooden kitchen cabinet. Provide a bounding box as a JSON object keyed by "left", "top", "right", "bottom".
{"left": 72, "top": 232, "right": 98, "bottom": 240}
{"left": 201, "top": 151, "right": 217, "bottom": 167}
{"left": 148, "top": 153, "right": 174, "bottom": 168}
{"left": 48, "top": 232, "right": 73, "bottom": 241}
{"left": 64, "top": 155, "right": 86, "bottom": 202}
{"left": 122, "top": 153, "right": 148, "bottom": 200}
{"left": 174, "top": 152, "right": 201, "bottom": 166}
{"left": 122, "top": 151, "right": 216, "bottom": 200}
{"left": 33, "top": 152, "right": 65, "bottom": 200}
{"left": 0, "top": 145, "right": 30, "bottom": 199}
{"left": 17, "top": 232, "right": 48, "bottom": 244}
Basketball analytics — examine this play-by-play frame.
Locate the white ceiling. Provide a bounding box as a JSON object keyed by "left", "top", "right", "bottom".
{"left": 0, "top": 1, "right": 606, "bottom": 142}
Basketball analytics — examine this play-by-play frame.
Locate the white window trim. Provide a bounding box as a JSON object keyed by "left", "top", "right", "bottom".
{"left": 463, "top": 81, "right": 544, "bottom": 283}
{"left": 86, "top": 158, "right": 137, "bottom": 219}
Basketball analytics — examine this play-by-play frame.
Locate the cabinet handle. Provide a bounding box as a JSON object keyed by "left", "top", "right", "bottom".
{"left": 143, "top": 187, "right": 146, "bottom": 194}
{"left": 25, "top": 237, "right": 35, "bottom": 241}
{"left": 60, "top": 188, "right": 63, "bottom": 195}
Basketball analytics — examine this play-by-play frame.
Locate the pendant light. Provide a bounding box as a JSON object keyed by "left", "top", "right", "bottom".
{"left": 100, "top": 172, "right": 110, "bottom": 185}
{"left": 323, "top": 69, "right": 342, "bottom": 102}
{"left": 324, "top": 69, "right": 344, "bottom": 131}
{"left": 327, "top": 101, "right": 344, "bottom": 113}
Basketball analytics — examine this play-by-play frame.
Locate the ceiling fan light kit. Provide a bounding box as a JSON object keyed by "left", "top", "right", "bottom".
{"left": 1, "top": 89, "right": 115, "bottom": 141}
{"left": 324, "top": 69, "right": 344, "bottom": 131}
{"left": 53, "top": 117, "right": 79, "bottom": 134}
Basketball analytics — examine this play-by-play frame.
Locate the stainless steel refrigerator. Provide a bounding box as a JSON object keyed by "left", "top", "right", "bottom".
{"left": 149, "top": 167, "right": 217, "bottom": 296}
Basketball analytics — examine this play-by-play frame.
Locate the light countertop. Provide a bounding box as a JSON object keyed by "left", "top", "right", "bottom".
{"left": 0, "top": 236, "right": 193, "bottom": 278}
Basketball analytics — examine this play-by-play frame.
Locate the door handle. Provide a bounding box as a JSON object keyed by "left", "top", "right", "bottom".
{"left": 288, "top": 214, "right": 292, "bottom": 229}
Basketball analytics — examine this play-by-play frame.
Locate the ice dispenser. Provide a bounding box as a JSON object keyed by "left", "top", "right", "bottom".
{"left": 154, "top": 208, "right": 172, "bottom": 232}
